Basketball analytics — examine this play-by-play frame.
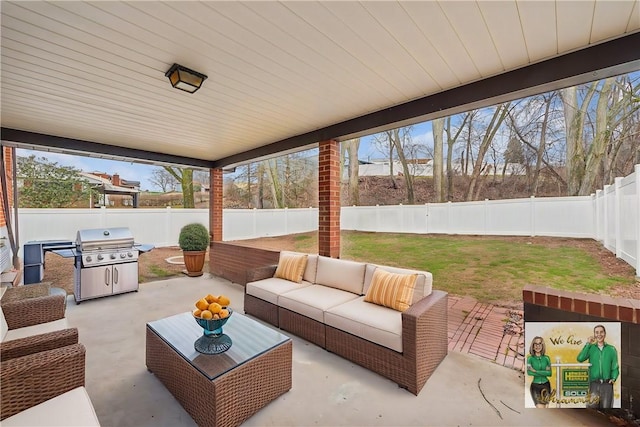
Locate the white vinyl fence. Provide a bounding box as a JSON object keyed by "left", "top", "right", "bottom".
{"left": 7, "top": 165, "right": 639, "bottom": 276}
{"left": 341, "top": 196, "right": 594, "bottom": 238}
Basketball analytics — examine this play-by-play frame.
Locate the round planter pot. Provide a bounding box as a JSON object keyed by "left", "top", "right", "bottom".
{"left": 183, "top": 250, "right": 207, "bottom": 277}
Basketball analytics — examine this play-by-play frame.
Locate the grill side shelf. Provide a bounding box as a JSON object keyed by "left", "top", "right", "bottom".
{"left": 23, "top": 240, "right": 76, "bottom": 284}
{"left": 49, "top": 248, "right": 78, "bottom": 258}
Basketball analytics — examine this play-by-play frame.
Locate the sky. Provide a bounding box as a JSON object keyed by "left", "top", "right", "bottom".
{"left": 17, "top": 121, "right": 435, "bottom": 192}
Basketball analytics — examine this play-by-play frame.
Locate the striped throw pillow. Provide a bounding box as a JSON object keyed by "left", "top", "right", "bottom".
{"left": 364, "top": 268, "right": 417, "bottom": 312}
{"left": 274, "top": 253, "right": 308, "bottom": 283}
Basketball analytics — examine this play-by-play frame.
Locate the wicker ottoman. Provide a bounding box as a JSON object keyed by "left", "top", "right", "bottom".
{"left": 146, "top": 312, "right": 292, "bottom": 427}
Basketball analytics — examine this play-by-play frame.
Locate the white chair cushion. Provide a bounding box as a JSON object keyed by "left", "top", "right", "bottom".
{"left": 246, "top": 277, "right": 312, "bottom": 305}
{"left": 325, "top": 296, "right": 403, "bottom": 352}
{"left": 1, "top": 303, "right": 8, "bottom": 342}
{"left": 2, "top": 386, "right": 100, "bottom": 426}
{"left": 363, "top": 264, "right": 432, "bottom": 304}
{"left": 278, "top": 285, "right": 359, "bottom": 323}
{"left": 315, "top": 256, "right": 366, "bottom": 294}
{"left": 1, "top": 318, "right": 69, "bottom": 343}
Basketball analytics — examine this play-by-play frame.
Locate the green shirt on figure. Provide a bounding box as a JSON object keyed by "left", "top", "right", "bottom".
{"left": 577, "top": 342, "right": 619, "bottom": 382}
{"left": 527, "top": 354, "right": 551, "bottom": 384}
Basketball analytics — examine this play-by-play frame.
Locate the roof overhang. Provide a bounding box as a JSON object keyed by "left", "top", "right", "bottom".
{"left": 1, "top": 1, "right": 638, "bottom": 169}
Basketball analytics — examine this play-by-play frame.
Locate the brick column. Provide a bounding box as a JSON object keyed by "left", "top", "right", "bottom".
{"left": 318, "top": 139, "right": 340, "bottom": 258}
{"left": 0, "top": 147, "right": 14, "bottom": 227}
{"left": 210, "top": 168, "right": 223, "bottom": 243}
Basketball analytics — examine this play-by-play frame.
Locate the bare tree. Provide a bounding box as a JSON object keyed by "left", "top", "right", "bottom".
{"left": 164, "top": 166, "right": 195, "bottom": 208}
{"left": 561, "top": 75, "right": 639, "bottom": 195}
{"left": 150, "top": 167, "right": 178, "bottom": 192}
{"left": 561, "top": 82, "right": 598, "bottom": 195}
{"left": 466, "top": 103, "right": 511, "bottom": 201}
{"left": 342, "top": 138, "right": 360, "bottom": 205}
{"left": 391, "top": 128, "right": 416, "bottom": 204}
{"left": 507, "top": 94, "right": 561, "bottom": 194}
{"left": 372, "top": 131, "right": 397, "bottom": 186}
{"left": 602, "top": 75, "right": 640, "bottom": 184}
{"left": 432, "top": 118, "right": 445, "bottom": 202}
{"left": 256, "top": 152, "right": 318, "bottom": 208}
{"left": 264, "top": 158, "right": 283, "bottom": 208}
{"left": 445, "top": 114, "right": 470, "bottom": 201}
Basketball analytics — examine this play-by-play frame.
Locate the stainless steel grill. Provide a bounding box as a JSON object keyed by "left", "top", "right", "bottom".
{"left": 74, "top": 227, "right": 140, "bottom": 304}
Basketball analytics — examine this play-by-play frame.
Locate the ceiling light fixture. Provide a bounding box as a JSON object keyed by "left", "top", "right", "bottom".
{"left": 165, "top": 63, "right": 208, "bottom": 94}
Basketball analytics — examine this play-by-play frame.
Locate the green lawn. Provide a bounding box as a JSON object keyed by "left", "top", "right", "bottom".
{"left": 291, "top": 231, "right": 635, "bottom": 304}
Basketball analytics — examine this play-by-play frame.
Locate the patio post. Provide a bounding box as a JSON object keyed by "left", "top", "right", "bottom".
{"left": 210, "top": 168, "right": 223, "bottom": 243}
{"left": 318, "top": 139, "right": 340, "bottom": 258}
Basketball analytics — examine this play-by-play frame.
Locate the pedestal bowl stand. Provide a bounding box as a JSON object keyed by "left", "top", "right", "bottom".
{"left": 193, "top": 308, "right": 233, "bottom": 354}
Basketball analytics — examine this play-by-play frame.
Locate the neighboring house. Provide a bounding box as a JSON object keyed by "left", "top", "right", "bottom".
{"left": 448, "top": 162, "right": 528, "bottom": 176}
{"left": 80, "top": 172, "right": 141, "bottom": 208}
{"left": 345, "top": 159, "right": 528, "bottom": 179}
{"left": 344, "top": 159, "right": 433, "bottom": 178}
{"left": 195, "top": 181, "right": 209, "bottom": 193}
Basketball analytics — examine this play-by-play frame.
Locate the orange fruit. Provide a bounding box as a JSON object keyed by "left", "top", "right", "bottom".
{"left": 205, "top": 294, "right": 218, "bottom": 304}
{"left": 208, "top": 302, "right": 222, "bottom": 314}
{"left": 217, "top": 295, "right": 231, "bottom": 307}
{"left": 195, "top": 298, "right": 209, "bottom": 311}
{"left": 219, "top": 309, "right": 229, "bottom": 319}
{"left": 200, "top": 310, "right": 213, "bottom": 320}
{"left": 193, "top": 309, "right": 202, "bottom": 318}
{"left": 213, "top": 314, "right": 220, "bottom": 320}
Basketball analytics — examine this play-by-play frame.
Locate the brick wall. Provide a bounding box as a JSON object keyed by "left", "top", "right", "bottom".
{"left": 210, "top": 169, "right": 223, "bottom": 242}
{"left": 318, "top": 139, "right": 340, "bottom": 258}
{"left": 523, "top": 284, "right": 640, "bottom": 419}
{"left": 209, "top": 242, "right": 279, "bottom": 285}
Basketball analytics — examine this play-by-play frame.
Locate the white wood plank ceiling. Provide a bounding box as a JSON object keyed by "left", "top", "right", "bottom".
{"left": 1, "top": 1, "right": 639, "bottom": 166}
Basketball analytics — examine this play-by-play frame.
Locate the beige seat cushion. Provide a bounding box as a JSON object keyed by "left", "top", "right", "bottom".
{"left": 278, "top": 285, "right": 359, "bottom": 323}
{"left": 364, "top": 264, "right": 432, "bottom": 304}
{"left": 2, "top": 386, "right": 100, "bottom": 426}
{"left": 246, "top": 277, "right": 312, "bottom": 305}
{"left": 2, "top": 317, "right": 69, "bottom": 343}
{"left": 325, "top": 296, "right": 403, "bottom": 352}
{"left": 315, "top": 256, "right": 366, "bottom": 294}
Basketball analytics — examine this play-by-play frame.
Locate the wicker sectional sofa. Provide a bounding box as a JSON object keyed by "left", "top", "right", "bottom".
{"left": 244, "top": 252, "right": 448, "bottom": 395}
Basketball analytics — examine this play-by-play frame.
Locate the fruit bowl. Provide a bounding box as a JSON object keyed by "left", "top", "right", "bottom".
{"left": 194, "top": 308, "right": 233, "bottom": 336}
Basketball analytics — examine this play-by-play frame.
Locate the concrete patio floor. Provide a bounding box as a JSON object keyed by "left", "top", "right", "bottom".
{"left": 63, "top": 274, "right": 613, "bottom": 427}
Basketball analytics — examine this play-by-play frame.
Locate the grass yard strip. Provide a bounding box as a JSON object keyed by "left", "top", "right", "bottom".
{"left": 298, "top": 231, "right": 634, "bottom": 305}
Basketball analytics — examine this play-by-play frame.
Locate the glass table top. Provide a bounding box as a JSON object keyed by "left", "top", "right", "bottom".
{"left": 147, "top": 311, "right": 290, "bottom": 381}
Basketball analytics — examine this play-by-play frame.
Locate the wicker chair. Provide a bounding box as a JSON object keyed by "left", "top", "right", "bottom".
{"left": 0, "top": 328, "right": 85, "bottom": 421}
{"left": 1, "top": 283, "right": 66, "bottom": 330}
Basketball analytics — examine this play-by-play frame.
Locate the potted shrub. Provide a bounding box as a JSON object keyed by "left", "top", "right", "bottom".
{"left": 179, "top": 223, "right": 210, "bottom": 277}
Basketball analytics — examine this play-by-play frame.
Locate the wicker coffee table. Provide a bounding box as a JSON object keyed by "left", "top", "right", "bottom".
{"left": 146, "top": 311, "right": 292, "bottom": 427}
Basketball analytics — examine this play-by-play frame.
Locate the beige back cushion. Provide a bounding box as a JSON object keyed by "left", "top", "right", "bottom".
{"left": 364, "top": 264, "right": 432, "bottom": 305}
{"left": 364, "top": 269, "right": 417, "bottom": 312}
{"left": 280, "top": 251, "right": 318, "bottom": 283}
{"left": 315, "top": 256, "right": 366, "bottom": 294}
{"left": 274, "top": 252, "right": 308, "bottom": 283}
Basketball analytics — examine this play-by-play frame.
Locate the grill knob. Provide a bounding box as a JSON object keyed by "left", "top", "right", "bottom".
{"left": 97, "top": 254, "right": 104, "bottom": 261}
{"left": 86, "top": 256, "right": 92, "bottom": 262}
{"left": 120, "top": 253, "right": 126, "bottom": 259}
{"left": 110, "top": 253, "right": 116, "bottom": 260}
{"left": 127, "top": 252, "right": 133, "bottom": 258}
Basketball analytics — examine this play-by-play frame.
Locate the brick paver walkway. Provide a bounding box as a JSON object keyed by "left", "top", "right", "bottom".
{"left": 447, "top": 296, "right": 525, "bottom": 372}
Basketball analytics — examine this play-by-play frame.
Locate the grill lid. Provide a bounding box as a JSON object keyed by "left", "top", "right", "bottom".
{"left": 76, "top": 227, "right": 134, "bottom": 252}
